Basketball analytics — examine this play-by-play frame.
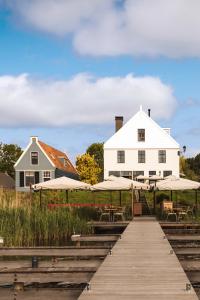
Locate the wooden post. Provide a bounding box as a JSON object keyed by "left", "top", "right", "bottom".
{"left": 153, "top": 191, "right": 156, "bottom": 215}
{"left": 131, "top": 184, "right": 134, "bottom": 219}
{"left": 65, "top": 190, "right": 69, "bottom": 203}
{"left": 119, "top": 191, "right": 122, "bottom": 206}
{"left": 138, "top": 190, "right": 140, "bottom": 202}
{"left": 110, "top": 191, "right": 112, "bottom": 206}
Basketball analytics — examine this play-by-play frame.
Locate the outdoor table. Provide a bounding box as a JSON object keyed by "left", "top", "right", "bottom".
{"left": 104, "top": 207, "right": 119, "bottom": 222}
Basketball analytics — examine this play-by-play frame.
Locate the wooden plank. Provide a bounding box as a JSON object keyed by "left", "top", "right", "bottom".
{"left": 175, "top": 248, "right": 200, "bottom": 255}
{"left": 0, "top": 248, "right": 108, "bottom": 257}
{"left": 181, "top": 260, "right": 200, "bottom": 271}
{"left": 0, "top": 289, "right": 82, "bottom": 300}
{"left": 167, "top": 235, "right": 200, "bottom": 242}
{"left": 163, "top": 229, "right": 200, "bottom": 234}
{"left": 88, "top": 221, "right": 129, "bottom": 228}
{"left": 0, "top": 272, "right": 92, "bottom": 284}
{"left": 0, "top": 259, "right": 101, "bottom": 270}
{"left": 71, "top": 235, "right": 120, "bottom": 242}
{"left": 0, "top": 266, "right": 96, "bottom": 273}
{"left": 160, "top": 223, "right": 200, "bottom": 228}
{"left": 79, "top": 218, "right": 198, "bottom": 300}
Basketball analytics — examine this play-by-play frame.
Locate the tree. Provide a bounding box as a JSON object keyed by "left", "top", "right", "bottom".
{"left": 179, "top": 156, "right": 186, "bottom": 174}
{"left": 76, "top": 153, "right": 101, "bottom": 185}
{"left": 0, "top": 143, "right": 23, "bottom": 178}
{"left": 187, "top": 153, "right": 200, "bottom": 177}
{"left": 86, "top": 143, "right": 104, "bottom": 181}
{"left": 180, "top": 155, "right": 199, "bottom": 181}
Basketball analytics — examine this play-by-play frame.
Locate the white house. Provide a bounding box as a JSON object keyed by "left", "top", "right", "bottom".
{"left": 104, "top": 107, "right": 180, "bottom": 180}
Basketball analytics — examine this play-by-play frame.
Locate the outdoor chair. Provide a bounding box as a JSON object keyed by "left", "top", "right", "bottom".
{"left": 166, "top": 210, "right": 177, "bottom": 222}
{"left": 113, "top": 206, "right": 126, "bottom": 222}
{"left": 99, "top": 208, "right": 110, "bottom": 221}
{"left": 178, "top": 205, "right": 194, "bottom": 221}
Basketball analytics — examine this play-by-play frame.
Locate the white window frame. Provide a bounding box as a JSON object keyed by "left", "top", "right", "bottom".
{"left": 117, "top": 150, "right": 125, "bottom": 163}
{"left": 25, "top": 171, "right": 35, "bottom": 187}
{"left": 30, "top": 151, "right": 39, "bottom": 165}
{"left": 43, "top": 171, "right": 51, "bottom": 182}
{"left": 138, "top": 150, "right": 145, "bottom": 163}
{"left": 138, "top": 129, "right": 145, "bottom": 142}
{"left": 158, "top": 150, "right": 166, "bottom": 163}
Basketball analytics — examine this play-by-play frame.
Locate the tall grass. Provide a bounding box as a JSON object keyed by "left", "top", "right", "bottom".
{"left": 0, "top": 188, "right": 199, "bottom": 246}
{"left": 0, "top": 189, "right": 93, "bottom": 247}
{"left": 0, "top": 206, "right": 91, "bottom": 247}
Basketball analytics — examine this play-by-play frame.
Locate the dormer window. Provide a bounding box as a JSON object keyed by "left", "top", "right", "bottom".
{"left": 31, "top": 152, "right": 38, "bottom": 165}
{"left": 138, "top": 129, "right": 145, "bottom": 141}
{"left": 64, "top": 158, "right": 68, "bottom": 167}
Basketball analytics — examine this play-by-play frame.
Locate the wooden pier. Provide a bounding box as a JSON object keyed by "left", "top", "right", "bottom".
{"left": 79, "top": 217, "right": 198, "bottom": 300}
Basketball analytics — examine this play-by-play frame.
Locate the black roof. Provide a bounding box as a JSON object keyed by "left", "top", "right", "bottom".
{"left": 0, "top": 173, "right": 15, "bottom": 189}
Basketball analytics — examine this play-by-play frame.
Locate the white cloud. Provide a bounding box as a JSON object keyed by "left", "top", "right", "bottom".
{"left": 6, "top": 0, "right": 200, "bottom": 57}
{"left": 0, "top": 73, "right": 176, "bottom": 127}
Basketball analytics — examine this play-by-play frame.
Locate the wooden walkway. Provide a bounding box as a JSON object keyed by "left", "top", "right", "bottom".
{"left": 79, "top": 217, "right": 198, "bottom": 300}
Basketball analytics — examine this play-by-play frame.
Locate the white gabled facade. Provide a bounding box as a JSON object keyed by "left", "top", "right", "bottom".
{"left": 104, "top": 107, "right": 180, "bottom": 179}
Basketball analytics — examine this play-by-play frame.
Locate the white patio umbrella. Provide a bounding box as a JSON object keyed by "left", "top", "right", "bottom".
{"left": 155, "top": 176, "right": 200, "bottom": 191}
{"left": 91, "top": 180, "right": 130, "bottom": 191}
{"left": 106, "top": 176, "right": 149, "bottom": 190}
{"left": 92, "top": 177, "right": 149, "bottom": 218}
{"left": 34, "top": 176, "right": 91, "bottom": 190}
{"left": 153, "top": 176, "right": 200, "bottom": 215}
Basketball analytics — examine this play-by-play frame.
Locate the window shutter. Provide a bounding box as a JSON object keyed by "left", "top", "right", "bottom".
{"left": 35, "top": 172, "right": 40, "bottom": 184}
{"left": 19, "top": 172, "right": 24, "bottom": 187}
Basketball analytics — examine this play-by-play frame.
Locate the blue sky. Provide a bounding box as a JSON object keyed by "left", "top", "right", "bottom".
{"left": 0, "top": 0, "right": 200, "bottom": 162}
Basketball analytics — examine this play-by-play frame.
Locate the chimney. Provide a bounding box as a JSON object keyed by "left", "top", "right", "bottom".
{"left": 115, "top": 116, "right": 123, "bottom": 132}
{"left": 148, "top": 109, "right": 151, "bottom": 117}
{"left": 30, "top": 136, "right": 38, "bottom": 143}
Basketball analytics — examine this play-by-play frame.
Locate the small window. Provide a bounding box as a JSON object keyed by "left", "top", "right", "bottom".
{"left": 132, "top": 171, "right": 144, "bottom": 179}
{"left": 149, "top": 171, "right": 156, "bottom": 176}
{"left": 31, "top": 152, "right": 38, "bottom": 165}
{"left": 25, "top": 171, "right": 35, "bottom": 187}
{"left": 117, "top": 151, "right": 125, "bottom": 163}
{"left": 158, "top": 150, "right": 166, "bottom": 163}
{"left": 43, "top": 171, "right": 51, "bottom": 182}
{"left": 138, "top": 150, "right": 145, "bottom": 163}
{"left": 138, "top": 129, "right": 145, "bottom": 142}
{"left": 19, "top": 171, "right": 24, "bottom": 187}
{"left": 64, "top": 158, "right": 69, "bottom": 167}
{"left": 121, "top": 171, "right": 132, "bottom": 179}
{"left": 109, "top": 171, "right": 120, "bottom": 177}
{"left": 163, "top": 170, "right": 172, "bottom": 177}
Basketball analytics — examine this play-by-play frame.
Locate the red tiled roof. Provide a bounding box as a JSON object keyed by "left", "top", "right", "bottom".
{"left": 38, "top": 141, "right": 77, "bottom": 174}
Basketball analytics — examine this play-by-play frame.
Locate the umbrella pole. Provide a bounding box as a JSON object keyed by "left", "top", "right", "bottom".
{"left": 195, "top": 190, "right": 198, "bottom": 216}
{"left": 119, "top": 191, "right": 122, "bottom": 206}
{"left": 65, "top": 190, "right": 69, "bottom": 203}
{"left": 171, "top": 190, "right": 173, "bottom": 202}
{"left": 110, "top": 191, "right": 112, "bottom": 206}
{"left": 131, "top": 184, "right": 134, "bottom": 220}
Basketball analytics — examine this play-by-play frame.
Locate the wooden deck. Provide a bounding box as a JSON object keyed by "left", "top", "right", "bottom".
{"left": 79, "top": 217, "right": 198, "bottom": 300}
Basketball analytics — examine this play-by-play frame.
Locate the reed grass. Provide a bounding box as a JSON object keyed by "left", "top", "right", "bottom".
{"left": 0, "top": 188, "right": 199, "bottom": 246}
